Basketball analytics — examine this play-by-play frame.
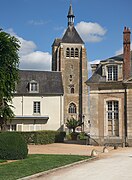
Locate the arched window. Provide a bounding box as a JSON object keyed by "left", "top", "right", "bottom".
{"left": 71, "top": 48, "right": 74, "bottom": 57}
{"left": 75, "top": 48, "right": 79, "bottom": 57}
{"left": 71, "top": 87, "right": 74, "bottom": 94}
{"left": 66, "top": 48, "right": 70, "bottom": 57}
{"left": 68, "top": 103, "right": 76, "bottom": 113}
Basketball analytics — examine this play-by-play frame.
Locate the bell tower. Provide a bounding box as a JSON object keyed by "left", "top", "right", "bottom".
{"left": 52, "top": 3, "right": 88, "bottom": 131}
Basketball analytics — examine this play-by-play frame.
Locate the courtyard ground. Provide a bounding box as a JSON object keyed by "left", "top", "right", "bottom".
{"left": 26, "top": 144, "right": 132, "bottom": 180}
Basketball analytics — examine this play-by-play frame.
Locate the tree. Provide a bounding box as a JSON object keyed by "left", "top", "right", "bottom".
{"left": 0, "top": 29, "right": 20, "bottom": 131}
{"left": 66, "top": 117, "right": 82, "bottom": 133}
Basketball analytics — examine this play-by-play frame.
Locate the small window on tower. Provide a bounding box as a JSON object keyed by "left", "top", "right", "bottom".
{"left": 71, "top": 87, "right": 74, "bottom": 94}
{"left": 69, "top": 75, "right": 73, "bottom": 81}
{"left": 69, "top": 84, "right": 74, "bottom": 93}
{"left": 66, "top": 48, "right": 70, "bottom": 57}
{"left": 75, "top": 48, "right": 79, "bottom": 57}
{"left": 68, "top": 103, "right": 76, "bottom": 113}
{"left": 71, "top": 48, "right": 74, "bottom": 57}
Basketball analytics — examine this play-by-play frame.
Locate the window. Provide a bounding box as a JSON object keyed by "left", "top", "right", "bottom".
{"left": 107, "top": 66, "right": 118, "bottom": 81}
{"left": 33, "top": 102, "right": 40, "bottom": 114}
{"left": 75, "top": 48, "right": 79, "bottom": 57}
{"left": 71, "top": 48, "right": 74, "bottom": 57}
{"left": 71, "top": 87, "right": 74, "bottom": 94}
{"left": 7, "top": 125, "right": 16, "bottom": 131}
{"left": 31, "top": 82, "right": 37, "bottom": 91}
{"left": 107, "top": 101, "right": 119, "bottom": 136}
{"left": 66, "top": 48, "right": 70, "bottom": 57}
{"left": 68, "top": 103, "right": 76, "bottom": 113}
{"left": 69, "top": 75, "right": 73, "bottom": 81}
{"left": 29, "top": 80, "right": 39, "bottom": 92}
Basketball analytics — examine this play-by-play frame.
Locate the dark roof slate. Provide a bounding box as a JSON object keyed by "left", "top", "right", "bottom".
{"left": 52, "top": 38, "right": 62, "bottom": 46}
{"left": 16, "top": 70, "right": 63, "bottom": 95}
{"left": 62, "top": 25, "right": 84, "bottom": 44}
{"left": 87, "top": 64, "right": 106, "bottom": 84}
{"left": 67, "top": 4, "right": 75, "bottom": 17}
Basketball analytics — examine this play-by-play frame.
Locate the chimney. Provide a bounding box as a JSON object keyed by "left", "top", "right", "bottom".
{"left": 123, "top": 27, "right": 131, "bottom": 80}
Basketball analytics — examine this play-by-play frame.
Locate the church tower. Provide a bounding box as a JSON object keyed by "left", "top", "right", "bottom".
{"left": 52, "top": 3, "right": 88, "bottom": 131}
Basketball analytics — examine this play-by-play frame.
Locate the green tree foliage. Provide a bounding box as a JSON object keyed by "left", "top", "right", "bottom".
{"left": 0, "top": 29, "right": 20, "bottom": 130}
{"left": 66, "top": 117, "right": 82, "bottom": 132}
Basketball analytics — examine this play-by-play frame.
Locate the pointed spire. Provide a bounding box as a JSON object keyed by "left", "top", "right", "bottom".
{"left": 67, "top": 3, "right": 75, "bottom": 26}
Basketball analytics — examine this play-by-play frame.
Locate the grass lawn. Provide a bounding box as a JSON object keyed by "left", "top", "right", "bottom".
{"left": 0, "top": 160, "right": 7, "bottom": 163}
{"left": 0, "top": 154, "right": 91, "bottom": 180}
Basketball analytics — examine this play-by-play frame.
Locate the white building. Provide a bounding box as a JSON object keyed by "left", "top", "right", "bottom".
{"left": 8, "top": 70, "right": 64, "bottom": 131}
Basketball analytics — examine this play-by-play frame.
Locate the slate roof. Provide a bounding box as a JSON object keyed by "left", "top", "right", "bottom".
{"left": 62, "top": 25, "right": 84, "bottom": 44}
{"left": 67, "top": 3, "right": 75, "bottom": 17}
{"left": 16, "top": 70, "right": 63, "bottom": 96}
{"left": 52, "top": 38, "right": 62, "bottom": 46}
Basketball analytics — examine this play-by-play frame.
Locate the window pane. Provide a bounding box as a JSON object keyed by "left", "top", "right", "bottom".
{"left": 108, "top": 101, "right": 112, "bottom": 111}
{"left": 108, "top": 66, "right": 112, "bottom": 81}
{"left": 113, "top": 66, "right": 118, "bottom": 81}
{"left": 34, "top": 102, "right": 40, "bottom": 113}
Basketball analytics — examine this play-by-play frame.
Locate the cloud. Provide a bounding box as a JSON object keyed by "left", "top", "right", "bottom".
{"left": 75, "top": 21, "right": 107, "bottom": 42}
{"left": 20, "top": 51, "right": 51, "bottom": 70}
{"left": 28, "top": 20, "right": 50, "bottom": 26}
{"left": 115, "top": 48, "right": 123, "bottom": 55}
{"left": 6, "top": 28, "right": 51, "bottom": 71}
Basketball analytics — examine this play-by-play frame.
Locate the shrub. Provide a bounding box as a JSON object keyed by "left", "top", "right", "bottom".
{"left": 0, "top": 132, "right": 28, "bottom": 160}
{"left": 55, "top": 131, "right": 66, "bottom": 142}
{"left": 36, "top": 131, "right": 56, "bottom": 144}
{"left": 70, "top": 132, "right": 79, "bottom": 140}
{"left": 19, "top": 131, "right": 66, "bottom": 144}
{"left": 77, "top": 132, "right": 88, "bottom": 140}
{"left": 66, "top": 118, "right": 82, "bottom": 133}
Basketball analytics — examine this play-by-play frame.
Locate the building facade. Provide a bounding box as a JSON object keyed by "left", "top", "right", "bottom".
{"left": 7, "top": 4, "right": 89, "bottom": 132}
{"left": 8, "top": 71, "right": 64, "bottom": 131}
{"left": 86, "top": 27, "right": 132, "bottom": 146}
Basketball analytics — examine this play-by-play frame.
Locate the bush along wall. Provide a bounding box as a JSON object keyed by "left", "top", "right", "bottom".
{"left": 0, "top": 132, "right": 28, "bottom": 160}
{"left": 19, "top": 131, "right": 66, "bottom": 145}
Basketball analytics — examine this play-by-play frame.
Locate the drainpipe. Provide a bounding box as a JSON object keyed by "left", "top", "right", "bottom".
{"left": 79, "top": 47, "right": 83, "bottom": 131}
{"left": 123, "top": 84, "right": 127, "bottom": 146}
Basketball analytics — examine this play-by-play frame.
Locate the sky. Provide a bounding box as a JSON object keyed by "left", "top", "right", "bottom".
{"left": 0, "top": 0, "right": 132, "bottom": 77}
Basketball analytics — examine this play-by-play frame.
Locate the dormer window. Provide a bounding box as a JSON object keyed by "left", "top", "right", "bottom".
{"left": 107, "top": 65, "right": 118, "bottom": 81}
{"left": 29, "top": 80, "right": 39, "bottom": 93}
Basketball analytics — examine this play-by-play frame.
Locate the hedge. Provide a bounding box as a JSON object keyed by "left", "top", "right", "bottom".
{"left": 19, "top": 131, "right": 66, "bottom": 144}
{"left": 0, "top": 132, "right": 28, "bottom": 160}
{"left": 0, "top": 130, "right": 66, "bottom": 145}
